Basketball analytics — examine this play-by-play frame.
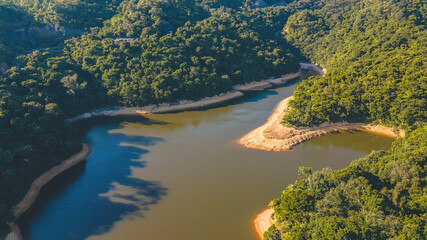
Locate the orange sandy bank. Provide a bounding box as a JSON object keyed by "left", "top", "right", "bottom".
{"left": 254, "top": 208, "right": 275, "bottom": 239}
{"left": 6, "top": 144, "right": 92, "bottom": 240}
{"left": 240, "top": 96, "right": 405, "bottom": 152}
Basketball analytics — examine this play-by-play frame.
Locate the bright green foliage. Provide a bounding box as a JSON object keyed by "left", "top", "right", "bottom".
{"left": 65, "top": 1, "right": 300, "bottom": 105}
{"left": 0, "top": 1, "right": 300, "bottom": 236}
{"left": 282, "top": 0, "right": 426, "bottom": 130}
{"left": 0, "top": 0, "right": 425, "bottom": 238}
{"left": 267, "top": 126, "right": 427, "bottom": 240}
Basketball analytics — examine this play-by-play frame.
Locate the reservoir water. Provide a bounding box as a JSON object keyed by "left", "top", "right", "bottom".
{"left": 21, "top": 80, "right": 394, "bottom": 240}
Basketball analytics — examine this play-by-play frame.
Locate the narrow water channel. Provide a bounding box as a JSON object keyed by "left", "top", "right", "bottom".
{"left": 21, "top": 81, "right": 394, "bottom": 240}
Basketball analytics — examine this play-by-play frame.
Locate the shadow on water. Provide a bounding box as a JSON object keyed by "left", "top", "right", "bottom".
{"left": 20, "top": 122, "right": 168, "bottom": 240}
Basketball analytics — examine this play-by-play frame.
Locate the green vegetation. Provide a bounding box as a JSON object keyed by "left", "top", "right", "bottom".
{"left": 0, "top": 5, "right": 34, "bottom": 63}
{"left": 66, "top": 8, "right": 299, "bottom": 105}
{"left": 0, "top": 0, "right": 300, "bottom": 236}
{"left": 1, "top": 0, "right": 124, "bottom": 29}
{"left": 266, "top": 1, "right": 426, "bottom": 239}
{"left": 282, "top": 0, "right": 426, "bottom": 130}
{"left": 266, "top": 126, "right": 426, "bottom": 239}
{"left": 0, "top": 0, "right": 425, "bottom": 238}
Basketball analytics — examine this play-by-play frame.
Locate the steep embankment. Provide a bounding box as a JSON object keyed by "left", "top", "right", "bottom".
{"left": 67, "top": 72, "right": 301, "bottom": 122}
{"left": 5, "top": 144, "right": 92, "bottom": 240}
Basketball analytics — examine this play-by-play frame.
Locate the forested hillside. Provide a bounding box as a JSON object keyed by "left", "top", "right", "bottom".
{"left": 1, "top": 0, "right": 124, "bottom": 29}
{"left": 0, "top": 5, "right": 34, "bottom": 64}
{"left": 266, "top": 126, "right": 426, "bottom": 239}
{"left": 265, "top": 0, "right": 426, "bottom": 239}
{"left": 0, "top": 0, "right": 425, "bottom": 238}
{"left": 0, "top": 0, "right": 299, "bottom": 236}
{"left": 282, "top": 0, "right": 426, "bottom": 130}
{"left": 66, "top": 7, "right": 300, "bottom": 104}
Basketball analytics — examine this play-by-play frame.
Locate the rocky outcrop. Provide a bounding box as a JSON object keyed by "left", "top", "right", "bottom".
{"left": 9, "top": 24, "right": 81, "bottom": 50}
{"left": 160, "top": 20, "right": 176, "bottom": 35}
{"left": 0, "top": 62, "right": 10, "bottom": 74}
{"left": 253, "top": 0, "right": 288, "bottom": 8}
{"left": 67, "top": 72, "right": 301, "bottom": 122}
{"left": 5, "top": 223, "right": 22, "bottom": 240}
{"left": 114, "top": 38, "right": 135, "bottom": 45}
{"left": 300, "top": 62, "right": 325, "bottom": 74}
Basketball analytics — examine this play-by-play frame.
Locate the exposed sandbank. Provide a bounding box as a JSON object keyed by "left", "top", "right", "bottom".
{"left": 67, "top": 63, "right": 323, "bottom": 123}
{"left": 5, "top": 223, "right": 22, "bottom": 240}
{"left": 254, "top": 208, "right": 275, "bottom": 239}
{"left": 6, "top": 144, "right": 92, "bottom": 240}
{"left": 67, "top": 71, "right": 305, "bottom": 123}
{"left": 240, "top": 97, "right": 405, "bottom": 152}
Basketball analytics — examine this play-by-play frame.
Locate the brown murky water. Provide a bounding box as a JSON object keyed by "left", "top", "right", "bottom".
{"left": 25, "top": 82, "right": 394, "bottom": 240}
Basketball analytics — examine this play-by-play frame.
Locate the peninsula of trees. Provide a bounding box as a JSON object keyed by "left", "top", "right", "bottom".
{"left": 264, "top": 0, "right": 426, "bottom": 239}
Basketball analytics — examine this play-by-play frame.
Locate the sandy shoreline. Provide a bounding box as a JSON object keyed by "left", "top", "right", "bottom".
{"left": 6, "top": 144, "right": 92, "bottom": 240}
{"left": 240, "top": 96, "right": 405, "bottom": 152}
{"left": 5, "top": 63, "right": 322, "bottom": 239}
{"left": 254, "top": 208, "right": 275, "bottom": 239}
{"left": 67, "top": 72, "right": 303, "bottom": 123}
{"left": 67, "top": 62, "right": 324, "bottom": 123}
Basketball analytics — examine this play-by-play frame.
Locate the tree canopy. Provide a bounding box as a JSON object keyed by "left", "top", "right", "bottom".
{"left": 282, "top": 0, "right": 426, "bottom": 130}
{"left": 266, "top": 126, "right": 427, "bottom": 239}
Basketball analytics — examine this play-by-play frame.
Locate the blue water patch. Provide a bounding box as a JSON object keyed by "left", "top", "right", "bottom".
{"left": 25, "top": 123, "right": 167, "bottom": 240}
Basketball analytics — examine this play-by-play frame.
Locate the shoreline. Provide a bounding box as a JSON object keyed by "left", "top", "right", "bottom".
{"left": 5, "top": 63, "right": 322, "bottom": 239}
{"left": 240, "top": 97, "right": 405, "bottom": 152}
{"left": 5, "top": 144, "right": 92, "bottom": 240}
{"left": 67, "top": 72, "right": 304, "bottom": 123}
{"left": 254, "top": 208, "right": 275, "bottom": 239}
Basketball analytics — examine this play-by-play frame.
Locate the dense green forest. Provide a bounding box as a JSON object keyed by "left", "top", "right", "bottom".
{"left": 0, "top": 5, "right": 34, "bottom": 63}
{"left": 282, "top": 0, "right": 426, "bottom": 130}
{"left": 66, "top": 8, "right": 300, "bottom": 104}
{"left": 0, "top": 0, "right": 425, "bottom": 238}
{"left": 265, "top": 126, "right": 426, "bottom": 239}
{"left": 265, "top": 0, "right": 426, "bottom": 239}
{"left": 1, "top": 0, "right": 124, "bottom": 29}
{"left": 0, "top": 0, "right": 299, "bottom": 236}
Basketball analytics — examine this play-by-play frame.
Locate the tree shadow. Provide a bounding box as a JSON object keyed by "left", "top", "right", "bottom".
{"left": 20, "top": 124, "right": 168, "bottom": 240}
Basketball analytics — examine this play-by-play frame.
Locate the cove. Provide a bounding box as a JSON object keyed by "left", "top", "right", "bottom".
{"left": 20, "top": 80, "right": 393, "bottom": 240}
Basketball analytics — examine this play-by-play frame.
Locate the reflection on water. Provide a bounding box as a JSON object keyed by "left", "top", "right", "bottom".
{"left": 24, "top": 81, "right": 394, "bottom": 240}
